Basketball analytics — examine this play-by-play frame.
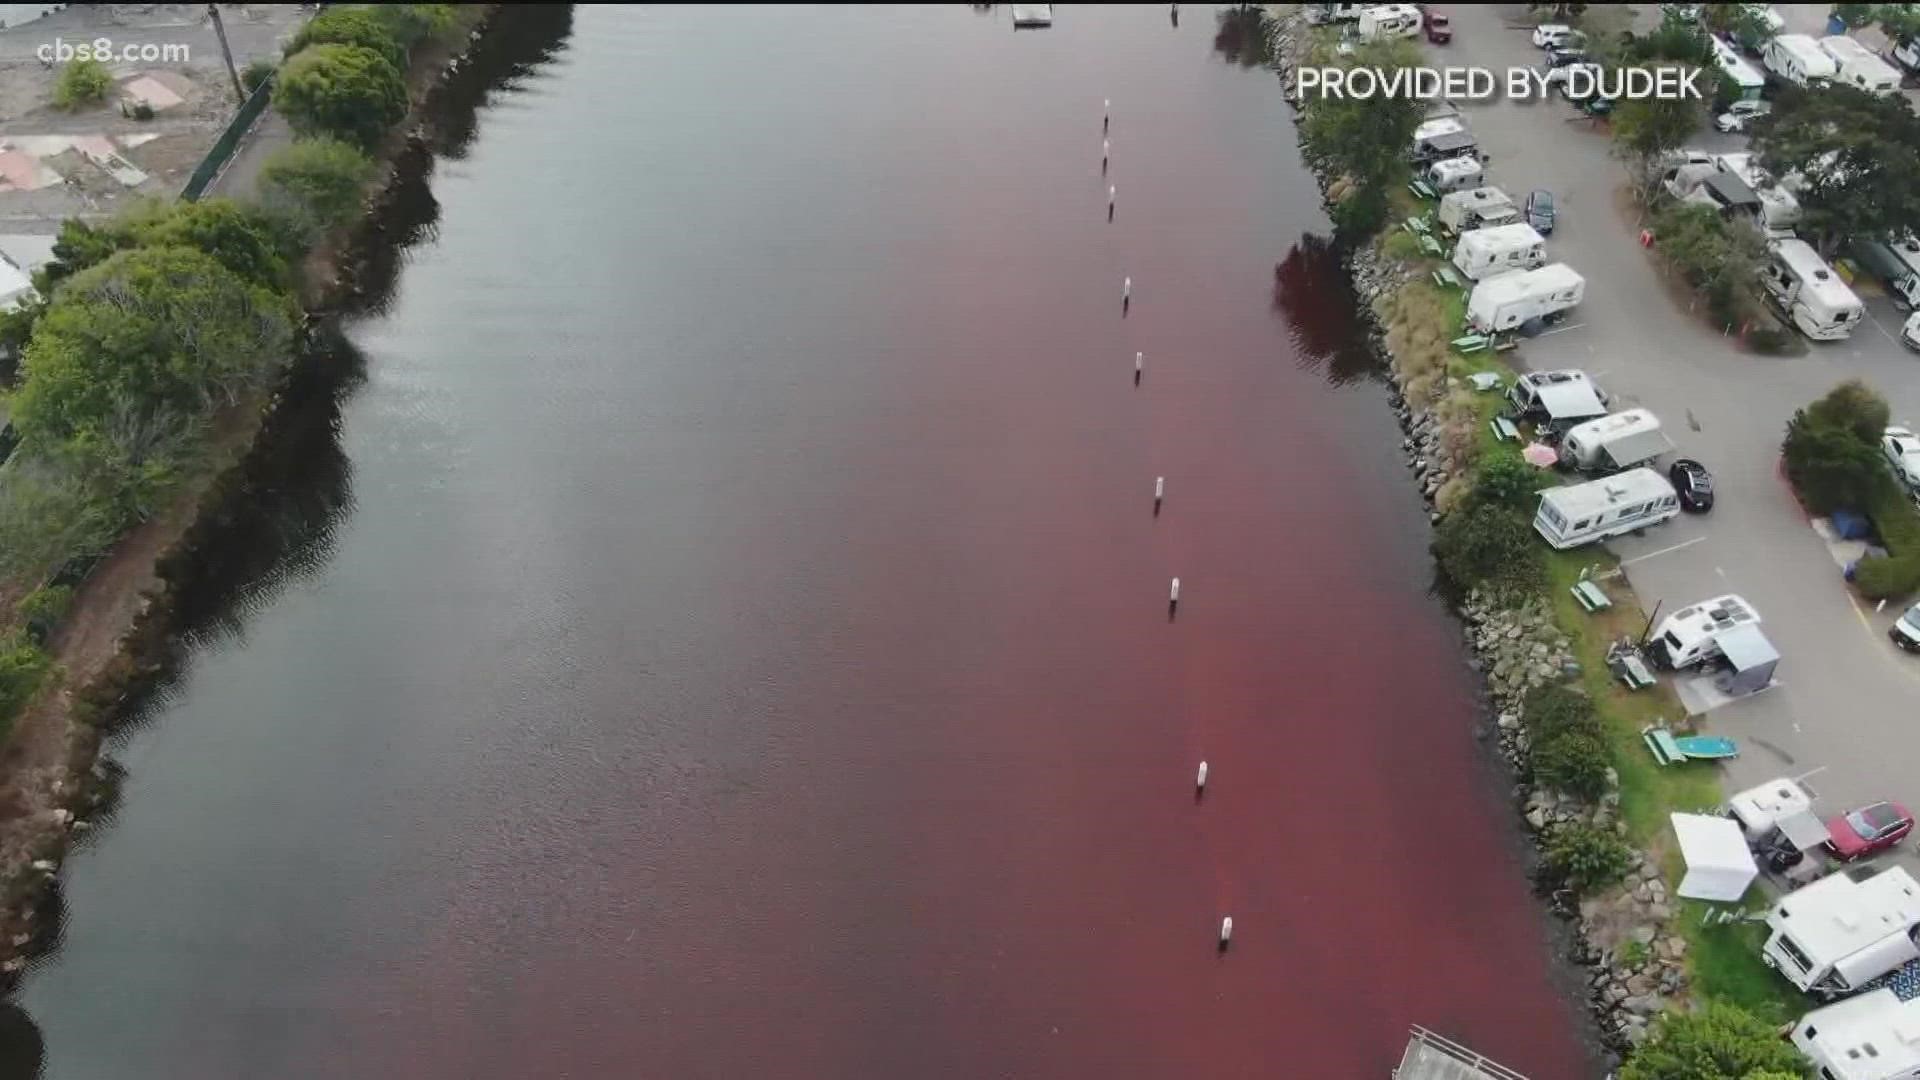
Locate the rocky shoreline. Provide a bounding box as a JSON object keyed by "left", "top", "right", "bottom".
{"left": 1267, "top": 8, "right": 1686, "bottom": 1058}
{"left": 0, "top": 8, "right": 505, "bottom": 987}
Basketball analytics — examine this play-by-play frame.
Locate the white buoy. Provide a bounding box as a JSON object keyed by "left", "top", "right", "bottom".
{"left": 1102, "top": 137, "right": 1110, "bottom": 174}
{"left": 1154, "top": 475, "right": 1164, "bottom": 516}
{"left": 1218, "top": 915, "right": 1233, "bottom": 951}
{"left": 1103, "top": 98, "right": 1110, "bottom": 134}
{"left": 1122, "top": 274, "right": 1131, "bottom": 313}
{"left": 1108, "top": 183, "right": 1116, "bottom": 222}
{"left": 1135, "top": 351, "right": 1144, "bottom": 386}
{"left": 1169, "top": 576, "right": 1180, "bottom": 618}
{"left": 1196, "top": 760, "right": 1208, "bottom": 790}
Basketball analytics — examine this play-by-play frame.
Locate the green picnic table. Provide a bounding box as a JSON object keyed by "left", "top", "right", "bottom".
{"left": 1571, "top": 579, "right": 1611, "bottom": 613}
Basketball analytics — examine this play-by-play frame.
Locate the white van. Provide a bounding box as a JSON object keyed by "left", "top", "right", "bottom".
{"left": 1450, "top": 223, "right": 1546, "bottom": 281}
{"left": 1764, "top": 238, "right": 1864, "bottom": 340}
{"left": 1765, "top": 34, "right": 1839, "bottom": 86}
{"left": 1764, "top": 867, "right": 1920, "bottom": 1001}
{"left": 1821, "top": 35, "right": 1902, "bottom": 95}
{"left": 1557, "top": 409, "right": 1673, "bottom": 473}
{"left": 1532, "top": 469, "right": 1680, "bottom": 549}
{"left": 1532, "top": 24, "right": 1575, "bottom": 49}
{"left": 1356, "top": 4, "right": 1421, "bottom": 40}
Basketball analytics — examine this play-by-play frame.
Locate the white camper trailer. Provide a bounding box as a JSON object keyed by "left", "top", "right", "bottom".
{"left": 1507, "top": 368, "right": 1608, "bottom": 430}
{"left": 1449, "top": 223, "right": 1546, "bottom": 281}
{"left": 1356, "top": 3, "right": 1421, "bottom": 39}
{"left": 1425, "top": 155, "right": 1484, "bottom": 193}
{"left": 1821, "top": 35, "right": 1903, "bottom": 95}
{"left": 1532, "top": 469, "right": 1680, "bottom": 549}
{"left": 1792, "top": 989, "right": 1920, "bottom": 1080}
{"left": 1764, "top": 867, "right": 1920, "bottom": 1001}
{"left": 1466, "top": 263, "right": 1584, "bottom": 333}
{"left": 1730, "top": 777, "right": 1831, "bottom": 859}
{"left": 1765, "top": 238, "right": 1865, "bottom": 340}
{"left": 1437, "top": 187, "right": 1519, "bottom": 232}
{"left": 1713, "top": 36, "right": 1766, "bottom": 101}
{"left": 1646, "top": 594, "right": 1761, "bottom": 670}
{"left": 1557, "top": 408, "right": 1674, "bottom": 473}
{"left": 1765, "top": 33, "right": 1840, "bottom": 86}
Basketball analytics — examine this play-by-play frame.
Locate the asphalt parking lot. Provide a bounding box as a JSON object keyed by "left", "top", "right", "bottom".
{"left": 1437, "top": 6, "right": 1920, "bottom": 878}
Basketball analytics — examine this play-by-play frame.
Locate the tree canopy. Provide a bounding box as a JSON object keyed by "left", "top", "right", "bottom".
{"left": 274, "top": 43, "right": 409, "bottom": 150}
{"left": 1752, "top": 84, "right": 1920, "bottom": 255}
{"left": 10, "top": 247, "right": 296, "bottom": 461}
{"left": 256, "top": 137, "right": 377, "bottom": 244}
{"left": 1297, "top": 38, "right": 1425, "bottom": 233}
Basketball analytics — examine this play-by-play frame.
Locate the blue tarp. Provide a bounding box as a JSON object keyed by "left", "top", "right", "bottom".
{"left": 1832, "top": 509, "right": 1872, "bottom": 540}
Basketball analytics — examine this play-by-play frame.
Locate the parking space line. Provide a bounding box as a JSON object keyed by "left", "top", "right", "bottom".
{"left": 1619, "top": 535, "right": 1705, "bottom": 566}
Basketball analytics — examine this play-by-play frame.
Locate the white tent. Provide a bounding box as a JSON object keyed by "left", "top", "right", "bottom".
{"left": 1672, "top": 812, "right": 1758, "bottom": 902}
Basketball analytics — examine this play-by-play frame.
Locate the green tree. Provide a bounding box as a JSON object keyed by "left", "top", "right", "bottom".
{"left": 1543, "top": 822, "right": 1632, "bottom": 892}
{"left": 287, "top": 6, "right": 408, "bottom": 70}
{"left": 1532, "top": 727, "right": 1613, "bottom": 800}
{"left": 1754, "top": 84, "right": 1920, "bottom": 256}
{"left": 1883, "top": 4, "right": 1920, "bottom": 45}
{"left": 1432, "top": 502, "right": 1548, "bottom": 598}
{"left": 1834, "top": 3, "right": 1878, "bottom": 29}
{"left": 1651, "top": 202, "right": 1765, "bottom": 324}
{"left": 1297, "top": 39, "right": 1426, "bottom": 235}
{"left": 1806, "top": 377, "right": 1892, "bottom": 444}
{"left": 0, "top": 632, "right": 51, "bottom": 724}
{"left": 36, "top": 217, "right": 133, "bottom": 291}
{"left": 255, "top": 137, "right": 377, "bottom": 244}
{"left": 274, "top": 43, "right": 409, "bottom": 150}
{"left": 1613, "top": 70, "right": 1707, "bottom": 193}
{"left": 52, "top": 57, "right": 112, "bottom": 110}
{"left": 10, "top": 247, "right": 296, "bottom": 461}
{"left": 1784, "top": 418, "right": 1891, "bottom": 514}
{"left": 15, "top": 584, "right": 72, "bottom": 644}
{"left": 1470, "top": 450, "right": 1547, "bottom": 510}
{"left": 373, "top": 3, "right": 457, "bottom": 48}
{"left": 124, "top": 199, "right": 295, "bottom": 290}
{"left": 1620, "top": 1003, "right": 1809, "bottom": 1080}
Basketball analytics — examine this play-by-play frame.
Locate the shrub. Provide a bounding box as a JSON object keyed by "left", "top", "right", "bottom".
{"left": 1543, "top": 821, "right": 1632, "bottom": 894}
{"left": 0, "top": 632, "right": 52, "bottom": 723}
{"left": 1521, "top": 683, "right": 1600, "bottom": 738}
{"left": 1745, "top": 323, "right": 1796, "bottom": 355}
{"left": 1783, "top": 381, "right": 1898, "bottom": 516}
{"left": 1651, "top": 201, "right": 1763, "bottom": 326}
{"left": 1856, "top": 485, "right": 1920, "bottom": 599}
{"left": 255, "top": 137, "right": 377, "bottom": 244}
{"left": 274, "top": 43, "right": 408, "bottom": 150}
{"left": 124, "top": 198, "right": 296, "bottom": 290}
{"left": 1531, "top": 726, "right": 1613, "bottom": 800}
{"left": 373, "top": 4, "right": 458, "bottom": 49}
{"left": 1620, "top": 1003, "right": 1809, "bottom": 1080}
{"left": 15, "top": 584, "right": 73, "bottom": 644}
{"left": 242, "top": 58, "right": 277, "bottom": 96}
{"left": 1379, "top": 229, "right": 1422, "bottom": 263}
{"left": 53, "top": 58, "right": 112, "bottom": 110}
{"left": 287, "top": 6, "right": 407, "bottom": 70}
{"left": 1432, "top": 502, "right": 1547, "bottom": 598}
{"left": 1469, "top": 449, "right": 1545, "bottom": 511}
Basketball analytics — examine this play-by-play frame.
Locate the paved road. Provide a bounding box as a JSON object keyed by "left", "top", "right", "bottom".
{"left": 1440, "top": 6, "right": 1920, "bottom": 871}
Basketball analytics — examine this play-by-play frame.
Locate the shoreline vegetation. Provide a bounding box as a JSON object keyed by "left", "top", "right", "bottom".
{"left": 1257, "top": 4, "right": 1815, "bottom": 1076}
{"left": 0, "top": 4, "right": 499, "bottom": 983}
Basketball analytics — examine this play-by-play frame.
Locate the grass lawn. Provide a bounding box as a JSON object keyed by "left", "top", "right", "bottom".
{"left": 1676, "top": 899, "right": 1801, "bottom": 1024}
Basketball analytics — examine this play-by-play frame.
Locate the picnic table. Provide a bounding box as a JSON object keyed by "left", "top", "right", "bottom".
{"left": 1571, "top": 579, "right": 1611, "bottom": 613}
{"left": 1452, "top": 333, "right": 1490, "bottom": 354}
{"left": 1488, "top": 415, "right": 1520, "bottom": 442}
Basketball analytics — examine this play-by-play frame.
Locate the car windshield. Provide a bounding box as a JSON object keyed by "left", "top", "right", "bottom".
{"left": 1534, "top": 193, "right": 1553, "bottom": 212}
{"left": 1690, "top": 468, "right": 1712, "bottom": 491}
{"left": 1903, "top": 604, "right": 1920, "bottom": 631}
{"left": 1849, "top": 803, "right": 1906, "bottom": 839}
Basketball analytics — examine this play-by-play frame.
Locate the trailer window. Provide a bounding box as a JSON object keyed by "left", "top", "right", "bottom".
{"left": 1572, "top": 518, "right": 1590, "bottom": 531}
{"left": 1777, "top": 934, "right": 1813, "bottom": 973}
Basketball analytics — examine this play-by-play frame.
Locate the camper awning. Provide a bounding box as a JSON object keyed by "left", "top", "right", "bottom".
{"left": 1718, "top": 624, "right": 1779, "bottom": 673}
{"left": 1425, "top": 130, "right": 1477, "bottom": 155}
{"left": 1536, "top": 381, "right": 1606, "bottom": 421}
{"left": 1702, "top": 171, "right": 1760, "bottom": 210}
{"left": 1602, "top": 426, "right": 1676, "bottom": 469}
{"left": 1671, "top": 812, "right": 1758, "bottom": 903}
{"left": 1777, "top": 808, "right": 1831, "bottom": 853}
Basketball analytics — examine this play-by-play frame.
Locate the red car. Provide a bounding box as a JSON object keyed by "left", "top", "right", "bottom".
{"left": 1425, "top": 11, "right": 1452, "bottom": 43}
{"left": 1825, "top": 801, "right": 1915, "bottom": 861}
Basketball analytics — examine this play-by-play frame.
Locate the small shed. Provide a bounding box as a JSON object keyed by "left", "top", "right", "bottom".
{"left": 1714, "top": 623, "right": 1779, "bottom": 697}
{"left": 1672, "top": 812, "right": 1758, "bottom": 902}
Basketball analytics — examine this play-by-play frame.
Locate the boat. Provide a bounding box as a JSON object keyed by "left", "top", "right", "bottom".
{"left": 1643, "top": 724, "right": 1739, "bottom": 766}
{"left": 1011, "top": 4, "right": 1053, "bottom": 28}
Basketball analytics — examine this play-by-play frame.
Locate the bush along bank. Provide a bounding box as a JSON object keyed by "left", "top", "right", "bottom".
{"left": 1268, "top": 8, "right": 1804, "bottom": 1072}
{"left": 0, "top": 4, "right": 498, "bottom": 982}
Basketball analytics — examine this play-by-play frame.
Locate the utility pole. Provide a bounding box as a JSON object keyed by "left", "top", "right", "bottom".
{"left": 207, "top": 4, "right": 245, "bottom": 103}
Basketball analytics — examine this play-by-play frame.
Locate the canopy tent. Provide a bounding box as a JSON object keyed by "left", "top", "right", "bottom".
{"left": 1672, "top": 812, "right": 1758, "bottom": 902}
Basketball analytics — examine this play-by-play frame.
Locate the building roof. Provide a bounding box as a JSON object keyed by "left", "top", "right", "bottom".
{"left": 1775, "top": 868, "right": 1920, "bottom": 964}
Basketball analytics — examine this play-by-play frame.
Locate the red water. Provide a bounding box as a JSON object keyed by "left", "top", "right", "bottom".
{"left": 18, "top": 6, "right": 1596, "bottom": 1078}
